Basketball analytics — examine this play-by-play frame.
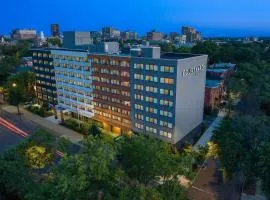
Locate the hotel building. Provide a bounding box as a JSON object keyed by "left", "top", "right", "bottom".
{"left": 32, "top": 45, "right": 207, "bottom": 146}
{"left": 32, "top": 49, "right": 57, "bottom": 104}
{"left": 90, "top": 53, "right": 131, "bottom": 134}
{"left": 131, "top": 47, "right": 207, "bottom": 146}
{"left": 51, "top": 49, "right": 94, "bottom": 119}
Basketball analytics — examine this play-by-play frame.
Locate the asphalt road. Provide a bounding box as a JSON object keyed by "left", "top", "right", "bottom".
{"left": 0, "top": 109, "right": 38, "bottom": 153}
{"left": 0, "top": 109, "right": 38, "bottom": 133}
{"left": 0, "top": 125, "right": 23, "bottom": 152}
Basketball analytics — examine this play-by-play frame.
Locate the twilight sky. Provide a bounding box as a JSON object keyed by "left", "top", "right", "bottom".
{"left": 1, "top": 0, "right": 270, "bottom": 37}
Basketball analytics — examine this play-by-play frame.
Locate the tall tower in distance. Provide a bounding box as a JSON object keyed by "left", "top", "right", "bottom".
{"left": 51, "top": 24, "right": 60, "bottom": 37}
{"left": 40, "top": 31, "right": 45, "bottom": 42}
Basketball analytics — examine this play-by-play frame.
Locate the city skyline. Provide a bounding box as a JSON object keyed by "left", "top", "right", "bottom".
{"left": 2, "top": 0, "right": 270, "bottom": 37}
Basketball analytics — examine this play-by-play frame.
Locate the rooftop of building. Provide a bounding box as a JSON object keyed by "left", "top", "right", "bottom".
{"left": 160, "top": 52, "right": 203, "bottom": 60}
{"left": 31, "top": 47, "right": 88, "bottom": 53}
{"left": 205, "top": 79, "right": 222, "bottom": 88}
{"left": 209, "top": 62, "right": 236, "bottom": 69}
{"left": 207, "top": 68, "right": 228, "bottom": 73}
{"left": 88, "top": 52, "right": 131, "bottom": 58}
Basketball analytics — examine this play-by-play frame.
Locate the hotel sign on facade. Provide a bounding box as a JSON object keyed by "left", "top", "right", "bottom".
{"left": 182, "top": 65, "right": 206, "bottom": 76}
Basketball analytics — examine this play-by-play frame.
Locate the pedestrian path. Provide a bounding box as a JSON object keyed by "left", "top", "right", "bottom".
{"left": 1, "top": 105, "right": 83, "bottom": 144}
{"left": 193, "top": 111, "right": 226, "bottom": 151}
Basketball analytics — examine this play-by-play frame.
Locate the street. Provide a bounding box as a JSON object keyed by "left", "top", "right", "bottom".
{"left": 0, "top": 109, "right": 38, "bottom": 153}
{"left": 0, "top": 125, "right": 22, "bottom": 152}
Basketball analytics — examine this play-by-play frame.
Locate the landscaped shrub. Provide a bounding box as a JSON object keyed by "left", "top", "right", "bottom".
{"left": 27, "top": 104, "right": 54, "bottom": 117}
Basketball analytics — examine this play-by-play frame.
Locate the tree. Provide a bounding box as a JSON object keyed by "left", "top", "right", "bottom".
{"left": 119, "top": 184, "right": 162, "bottom": 200}
{"left": 25, "top": 145, "right": 52, "bottom": 169}
{"left": 7, "top": 82, "right": 24, "bottom": 115}
{"left": 57, "top": 137, "right": 72, "bottom": 154}
{"left": 51, "top": 136, "right": 117, "bottom": 199}
{"left": 0, "top": 149, "right": 40, "bottom": 199}
{"left": 229, "top": 62, "right": 270, "bottom": 115}
{"left": 88, "top": 124, "right": 102, "bottom": 138}
{"left": 260, "top": 141, "right": 270, "bottom": 196}
{"left": 6, "top": 72, "right": 36, "bottom": 115}
{"left": 212, "top": 116, "right": 270, "bottom": 185}
{"left": 206, "top": 141, "right": 219, "bottom": 159}
{"left": 0, "top": 40, "right": 31, "bottom": 84}
{"left": 192, "top": 41, "right": 219, "bottom": 64}
{"left": 120, "top": 136, "right": 176, "bottom": 184}
{"left": 47, "top": 37, "right": 61, "bottom": 47}
{"left": 157, "top": 179, "right": 189, "bottom": 200}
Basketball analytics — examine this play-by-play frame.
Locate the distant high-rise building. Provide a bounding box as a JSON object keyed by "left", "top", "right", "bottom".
{"left": 12, "top": 29, "right": 37, "bottom": 40}
{"left": 102, "top": 27, "right": 121, "bottom": 40}
{"left": 51, "top": 24, "right": 60, "bottom": 37}
{"left": 146, "top": 30, "right": 163, "bottom": 41}
{"left": 121, "top": 31, "right": 138, "bottom": 41}
{"left": 90, "top": 31, "right": 102, "bottom": 43}
{"left": 102, "top": 27, "right": 113, "bottom": 39}
{"left": 181, "top": 26, "right": 201, "bottom": 44}
{"left": 40, "top": 31, "right": 45, "bottom": 42}
{"left": 63, "top": 31, "right": 93, "bottom": 49}
{"left": 166, "top": 32, "right": 179, "bottom": 42}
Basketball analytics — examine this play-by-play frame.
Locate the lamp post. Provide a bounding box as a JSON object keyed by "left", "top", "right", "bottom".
{"left": 12, "top": 82, "right": 21, "bottom": 121}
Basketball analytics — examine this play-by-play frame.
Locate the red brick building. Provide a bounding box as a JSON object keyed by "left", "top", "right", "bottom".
{"left": 90, "top": 54, "right": 131, "bottom": 134}
{"left": 204, "top": 80, "right": 224, "bottom": 111}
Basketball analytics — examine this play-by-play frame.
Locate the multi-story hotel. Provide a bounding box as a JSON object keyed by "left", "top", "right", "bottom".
{"left": 32, "top": 45, "right": 207, "bottom": 146}
{"left": 90, "top": 53, "right": 131, "bottom": 134}
{"left": 51, "top": 49, "right": 94, "bottom": 119}
{"left": 32, "top": 49, "right": 57, "bottom": 104}
{"left": 131, "top": 47, "right": 207, "bottom": 147}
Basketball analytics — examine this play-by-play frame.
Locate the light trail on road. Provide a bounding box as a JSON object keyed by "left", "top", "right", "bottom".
{"left": 0, "top": 117, "right": 64, "bottom": 157}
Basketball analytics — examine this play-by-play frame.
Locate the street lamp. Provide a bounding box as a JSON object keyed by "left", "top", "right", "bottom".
{"left": 11, "top": 82, "right": 22, "bottom": 121}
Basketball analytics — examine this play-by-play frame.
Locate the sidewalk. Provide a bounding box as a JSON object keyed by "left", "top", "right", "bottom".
{"left": 1, "top": 105, "right": 83, "bottom": 144}
{"left": 188, "top": 158, "right": 242, "bottom": 200}
{"left": 193, "top": 110, "right": 226, "bottom": 151}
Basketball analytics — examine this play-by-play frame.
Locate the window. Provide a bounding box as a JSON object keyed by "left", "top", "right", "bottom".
{"left": 145, "top": 76, "right": 158, "bottom": 82}
{"left": 145, "top": 96, "right": 158, "bottom": 103}
{"left": 134, "top": 74, "right": 144, "bottom": 80}
{"left": 160, "top": 78, "right": 174, "bottom": 84}
{"left": 135, "top": 94, "right": 144, "bottom": 101}
{"left": 160, "top": 110, "right": 173, "bottom": 117}
{"left": 134, "top": 84, "right": 144, "bottom": 91}
{"left": 135, "top": 114, "right": 144, "bottom": 121}
{"left": 159, "top": 99, "right": 173, "bottom": 107}
{"left": 146, "top": 126, "right": 157, "bottom": 134}
{"left": 160, "top": 130, "right": 172, "bottom": 139}
{"left": 160, "top": 121, "right": 173, "bottom": 128}
{"left": 146, "top": 107, "right": 157, "bottom": 114}
{"left": 135, "top": 123, "right": 144, "bottom": 129}
{"left": 145, "top": 64, "right": 158, "bottom": 71}
{"left": 135, "top": 104, "right": 144, "bottom": 111}
{"left": 160, "top": 66, "right": 174, "bottom": 73}
{"left": 160, "top": 88, "right": 174, "bottom": 96}
{"left": 145, "top": 117, "right": 157, "bottom": 124}
{"left": 146, "top": 86, "right": 158, "bottom": 93}
{"left": 121, "top": 71, "right": 130, "bottom": 77}
{"left": 134, "top": 63, "right": 144, "bottom": 70}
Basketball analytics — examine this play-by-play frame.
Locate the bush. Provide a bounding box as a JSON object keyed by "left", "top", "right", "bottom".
{"left": 57, "top": 137, "right": 72, "bottom": 154}
{"left": 62, "top": 118, "right": 92, "bottom": 136}
{"left": 27, "top": 105, "right": 54, "bottom": 117}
